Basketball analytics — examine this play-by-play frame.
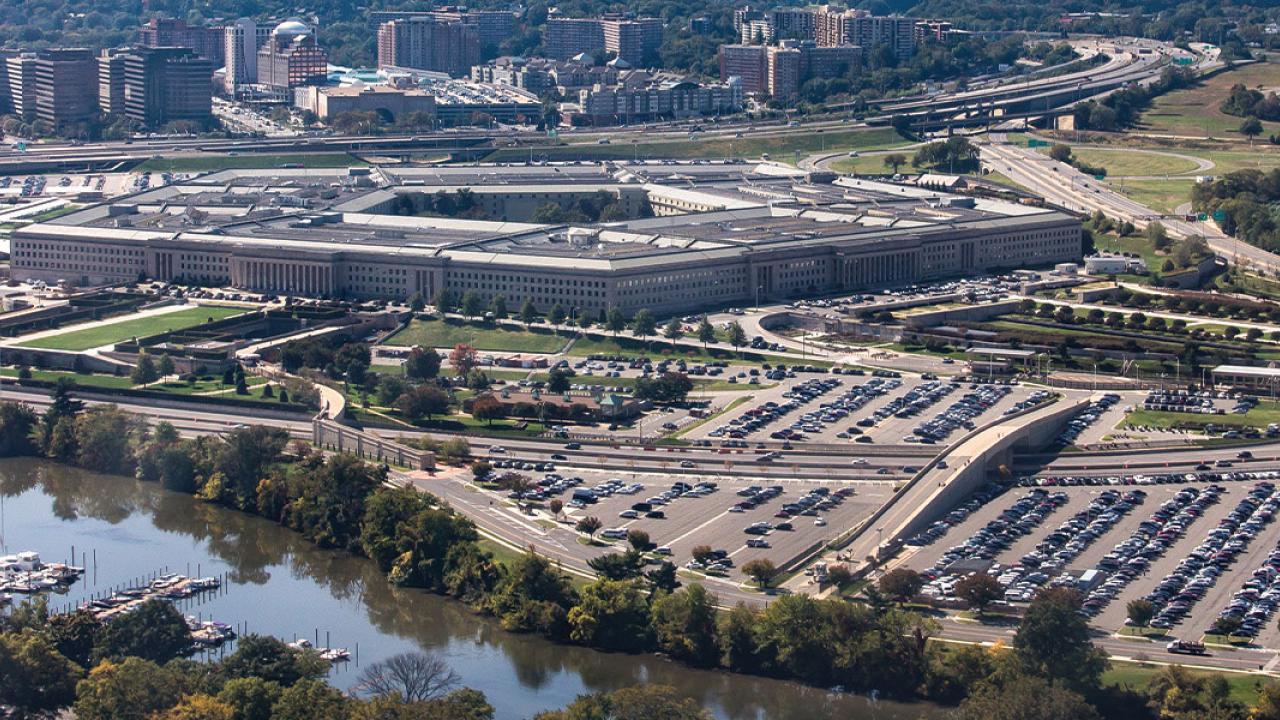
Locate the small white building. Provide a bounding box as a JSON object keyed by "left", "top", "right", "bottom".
{"left": 1084, "top": 253, "right": 1141, "bottom": 275}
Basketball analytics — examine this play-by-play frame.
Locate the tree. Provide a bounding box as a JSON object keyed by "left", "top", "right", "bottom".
{"left": 73, "top": 658, "right": 183, "bottom": 720}
{"left": 1147, "top": 221, "right": 1171, "bottom": 251}
{"left": 697, "top": 317, "right": 715, "bottom": 350}
{"left": 547, "top": 368, "right": 571, "bottom": 394}
{"left": 548, "top": 499, "right": 564, "bottom": 519}
{"left": 650, "top": 584, "right": 719, "bottom": 667}
{"left": 408, "top": 292, "right": 425, "bottom": 312}
{"left": 131, "top": 352, "right": 159, "bottom": 385}
{"left": 519, "top": 299, "right": 538, "bottom": 328}
{"left": 878, "top": 567, "right": 923, "bottom": 603}
{"left": 626, "top": 528, "right": 651, "bottom": 552}
{"left": 354, "top": 651, "right": 460, "bottom": 702}
{"left": 631, "top": 309, "right": 656, "bottom": 340}
{"left": 955, "top": 573, "right": 1002, "bottom": 616}
{"left": 270, "top": 679, "right": 351, "bottom": 720}
{"left": 547, "top": 303, "right": 566, "bottom": 332}
{"left": 575, "top": 515, "right": 603, "bottom": 539}
{"left": 216, "top": 678, "right": 281, "bottom": 720}
{"left": 470, "top": 395, "right": 505, "bottom": 425}
{"left": 726, "top": 321, "right": 747, "bottom": 354}
{"left": 220, "top": 635, "right": 328, "bottom": 687}
{"left": 0, "top": 401, "right": 38, "bottom": 457}
{"left": 605, "top": 308, "right": 627, "bottom": 338}
{"left": 156, "top": 354, "right": 176, "bottom": 378}
{"left": 634, "top": 372, "right": 694, "bottom": 404}
{"left": 461, "top": 290, "right": 485, "bottom": 319}
{"left": 489, "top": 294, "right": 508, "bottom": 319}
{"left": 742, "top": 558, "right": 778, "bottom": 589}
{"left": 432, "top": 288, "right": 457, "bottom": 314}
{"left": 0, "top": 629, "right": 81, "bottom": 717}
{"left": 1014, "top": 587, "right": 1109, "bottom": 693}
{"left": 405, "top": 347, "right": 441, "bottom": 380}
{"left": 1049, "top": 143, "right": 1074, "bottom": 163}
{"left": 882, "top": 153, "right": 908, "bottom": 174}
{"left": 93, "top": 599, "right": 191, "bottom": 664}
{"left": 1241, "top": 116, "right": 1264, "bottom": 145}
{"left": 1126, "top": 598, "right": 1156, "bottom": 627}
{"left": 449, "top": 343, "right": 480, "bottom": 377}
{"left": 533, "top": 685, "right": 710, "bottom": 720}
{"left": 396, "top": 385, "right": 452, "bottom": 422}
{"left": 155, "top": 694, "right": 236, "bottom": 720}
{"left": 663, "top": 317, "right": 684, "bottom": 346}
{"left": 567, "top": 579, "right": 653, "bottom": 651}
{"left": 690, "top": 545, "right": 715, "bottom": 564}
{"left": 956, "top": 674, "right": 1101, "bottom": 720}
{"left": 587, "top": 551, "right": 645, "bottom": 580}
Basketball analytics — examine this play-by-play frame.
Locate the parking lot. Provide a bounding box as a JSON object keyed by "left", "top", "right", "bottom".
{"left": 483, "top": 466, "right": 892, "bottom": 583}
{"left": 683, "top": 373, "right": 1046, "bottom": 450}
{"left": 898, "top": 472, "right": 1280, "bottom": 649}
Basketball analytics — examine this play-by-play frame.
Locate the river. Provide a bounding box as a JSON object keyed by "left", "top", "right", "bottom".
{"left": 0, "top": 458, "right": 944, "bottom": 720}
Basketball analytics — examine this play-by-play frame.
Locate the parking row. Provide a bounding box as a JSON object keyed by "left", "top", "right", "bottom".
{"left": 1052, "top": 394, "right": 1121, "bottom": 449}
{"left": 921, "top": 488, "right": 1069, "bottom": 584}
{"left": 1142, "top": 483, "right": 1280, "bottom": 630}
{"left": 1078, "top": 486, "right": 1221, "bottom": 618}
{"left": 707, "top": 377, "right": 843, "bottom": 441}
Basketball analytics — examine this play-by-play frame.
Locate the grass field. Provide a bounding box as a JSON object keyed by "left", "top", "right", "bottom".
{"left": 0, "top": 368, "right": 134, "bottom": 388}
{"left": 828, "top": 151, "right": 910, "bottom": 175}
{"left": 1108, "top": 178, "right": 1195, "bottom": 214}
{"left": 485, "top": 127, "right": 908, "bottom": 163}
{"left": 1139, "top": 57, "right": 1280, "bottom": 140}
{"left": 16, "top": 306, "right": 246, "bottom": 351}
{"left": 1124, "top": 401, "right": 1280, "bottom": 432}
{"left": 385, "top": 318, "right": 569, "bottom": 354}
{"left": 1102, "top": 661, "right": 1266, "bottom": 706}
{"left": 135, "top": 153, "right": 366, "bottom": 173}
{"left": 1065, "top": 147, "right": 1201, "bottom": 177}
{"left": 1093, "top": 231, "right": 1168, "bottom": 276}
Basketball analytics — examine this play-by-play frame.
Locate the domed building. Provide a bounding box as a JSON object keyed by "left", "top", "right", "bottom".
{"left": 256, "top": 18, "right": 328, "bottom": 88}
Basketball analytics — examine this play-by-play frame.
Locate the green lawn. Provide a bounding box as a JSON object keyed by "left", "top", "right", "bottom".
{"left": 1124, "top": 401, "right": 1280, "bottom": 432}
{"left": 1108, "top": 178, "right": 1195, "bottom": 214}
{"left": 485, "top": 127, "right": 907, "bottom": 163}
{"left": 1061, "top": 147, "right": 1201, "bottom": 177}
{"left": 386, "top": 318, "right": 569, "bottom": 354}
{"left": 828, "top": 152, "right": 909, "bottom": 175}
{"left": 1094, "top": 231, "right": 1168, "bottom": 276}
{"left": 1103, "top": 661, "right": 1266, "bottom": 706}
{"left": 145, "top": 375, "right": 269, "bottom": 396}
{"left": 1139, "top": 57, "right": 1280, "bottom": 140}
{"left": 0, "top": 367, "right": 134, "bottom": 388}
{"left": 135, "top": 153, "right": 366, "bottom": 173}
{"left": 16, "top": 306, "right": 246, "bottom": 351}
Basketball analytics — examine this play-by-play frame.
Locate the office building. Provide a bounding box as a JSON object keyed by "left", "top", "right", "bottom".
{"left": 720, "top": 41, "right": 858, "bottom": 96}
{"left": 137, "top": 17, "right": 225, "bottom": 64}
{"left": 34, "top": 49, "right": 98, "bottom": 129}
{"left": 257, "top": 20, "right": 328, "bottom": 89}
{"left": 295, "top": 84, "right": 436, "bottom": 122}
{"left": 98, "top": 49, "right": 128, "bottom": 116}
{"left": 121, "top": 47, "right": 214, "bottom": 127}
{"left": 223, "top": 18, "right": 273, "bottom": 93}
{"left": 6, "top": 54, "right": 37, "bottom": 120}
{"left": 377, "top": 16, "right": 479, "bottom": 77}
{"left": 13, "top": 165, "right": 1082, "bottom": 315}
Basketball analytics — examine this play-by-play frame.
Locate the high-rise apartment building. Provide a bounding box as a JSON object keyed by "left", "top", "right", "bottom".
{"left": 223, "top": 18, "right": 273, "bottom": 93}
{"left": 256, "top": 20, "right": 328, "bottom": 88}
{"left": 377, "top": 17, "right": 479, "bottom": 77}
{"left": 718, "top": 44, "right": 766, "bottom": 95}
{"left": 138, "top": 17, "right": 225, "bottom": 64}
{"left": 766, "top": 45, "right": 801, "bottom": 100}
{"left": 368, "top": 8, "right": 516, "bottom": 51}
{"left": 544, "top": 15, "right": 662, "bottom": 65}
{"left": 814, "top": 8, "right": 915, "bottom": 59}
{"left": 119, "top": 47, "right": 213, "bottom": 127}
{"left": 34, "top": 49, "right": 98, "bottom": 129}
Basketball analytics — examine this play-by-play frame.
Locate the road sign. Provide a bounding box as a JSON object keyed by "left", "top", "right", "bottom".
{"left": 1213, "top": 209, "right": 1226, "bottom": 222}
{"left": 1197, "top": 213, "right": 1208, "bottom": 221}
{"left": 1027, "top": 139, "right": 1047, "bottom": 148}
{"left": 1093, "top": 174, "right": 1105, "bottom": 181}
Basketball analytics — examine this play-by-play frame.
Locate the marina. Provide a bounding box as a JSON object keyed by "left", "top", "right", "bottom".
{"left": 0, "top": 550, "right": 84, "bottom": 593}
{"left": 0, "top": 457, "right": 940, "bottom": 720}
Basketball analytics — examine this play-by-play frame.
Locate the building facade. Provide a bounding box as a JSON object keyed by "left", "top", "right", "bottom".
{"left": 6, "top": 54, "right": 37, "bottom": 120}
{"left": 368, "top": 8, "right": 516, "bottom": 51}
{"left": 718, "top": 44, "right": 767, "bottom": 94}
{"left": 137, "top": 17, "right": 225, "bottom": 64}
{"left": 377, "top": 17, "right": 479, "bottom": 77}
{"left": 257, "top": 21, "right": 328, "bottom": 89}
{"left": 573, "top": 75, "right": 742, "bottom": 125}
{"left": 121, "top": 47, "right": 214, "bottom": 128}
{"left": 223, "top": 19, "right": 273, "bottom": 93}
{"left": 97, "top": 49, "right": 128, "bottom": 116}
{"left": 544, "top": 16, "right": 662, "bottom": 66}
{"left": 34, "top": 49, "right": 98, "bottom": 129}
